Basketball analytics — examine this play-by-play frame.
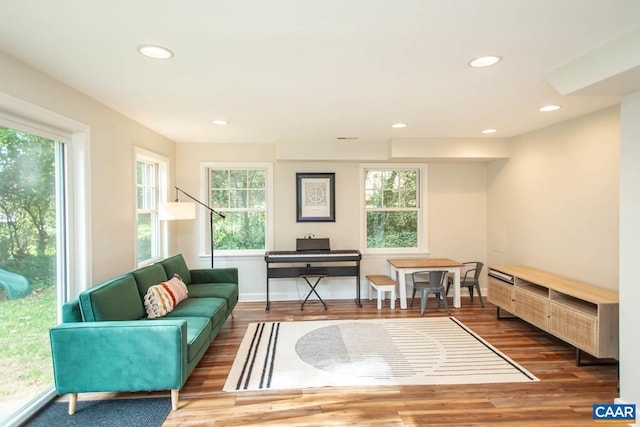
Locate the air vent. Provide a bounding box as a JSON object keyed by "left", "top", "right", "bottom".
{"left": 336, "top": 137, "right": 359, "bottom": 141}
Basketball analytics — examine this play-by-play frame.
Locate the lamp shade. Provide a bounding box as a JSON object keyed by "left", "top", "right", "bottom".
{"left": 159, "top": 202, "right": 196, "bottom": 220}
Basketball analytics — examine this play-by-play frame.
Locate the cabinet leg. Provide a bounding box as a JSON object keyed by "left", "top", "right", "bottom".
{"left": 496, "top": 306, "right": 517, "bottom": 320}
{"left": 575, "top": 348, "right": 618, "bottom": 367}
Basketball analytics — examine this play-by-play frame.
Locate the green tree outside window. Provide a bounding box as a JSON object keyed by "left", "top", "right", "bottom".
{"left": 365, "top": 168, "right": 419, "bottom": 249}
{"left": 209, "top": 168, "right": 267, "bottom": 250}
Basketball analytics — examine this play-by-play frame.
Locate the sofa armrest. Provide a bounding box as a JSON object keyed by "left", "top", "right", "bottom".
{"left": 190, "top": 268, "right": 238, "bottom": 285}
{"left": 50, "top": 320, "right": 188, "bottom": 394}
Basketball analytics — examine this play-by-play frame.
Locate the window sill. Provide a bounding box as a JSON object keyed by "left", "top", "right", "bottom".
{"left": 361, "top": 249, "right": 430, "bottom": 259}
{"left": 198, "top": 251, "right": 265, "bottom": 262}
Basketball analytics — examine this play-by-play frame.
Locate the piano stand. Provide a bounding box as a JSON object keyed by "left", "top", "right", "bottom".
{"left": 264, "top": 249, "right": 361, "bottom": 311}
{"left": 299, "top": 273, "right": 328, "bottom": 310}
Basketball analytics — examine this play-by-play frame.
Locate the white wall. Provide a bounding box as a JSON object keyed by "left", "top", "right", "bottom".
{"left": 619, "top": 91, "right": 640, "bottom": 407}
{"left": 2, "top": 47, "right": 631, "bottom": 395}
{"left": 176, "top": 142, "right": 489, "bottom": 302}
{"left": 428, "top": 163, "right": 487, "bottom": 262}
{"left": 0, "top": 47, "right": 621, "bottom": 297}
{"left": 487, "top": 107, "right": 620, "bottom": 289}
{"left": 0, "top": 51, "right": 177, "bottom": 286}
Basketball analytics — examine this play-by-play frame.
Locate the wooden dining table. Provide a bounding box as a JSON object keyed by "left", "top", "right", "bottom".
{"left": 387, "top": 258, "right": 465, "bottom": 309}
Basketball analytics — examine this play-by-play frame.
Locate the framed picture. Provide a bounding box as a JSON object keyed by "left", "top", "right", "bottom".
{"left": 296, "top": 172, "right": 335, "bottom": 222}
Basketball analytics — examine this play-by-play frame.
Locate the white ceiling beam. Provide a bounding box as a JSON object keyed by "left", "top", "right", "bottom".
{"left": 545, "top": 28, "right": 640, "bottom": 96}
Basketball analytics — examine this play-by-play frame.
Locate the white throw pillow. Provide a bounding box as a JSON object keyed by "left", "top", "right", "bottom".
{"left": 143, "top": 274, "right": 189, "bottom": 318}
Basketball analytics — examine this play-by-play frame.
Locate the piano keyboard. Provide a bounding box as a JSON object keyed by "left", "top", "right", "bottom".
{"left": 264, "top": 249, "right": 362, "bottom": 310}
{"left": 266, "top": 250, "right": 359, "bottom": 258}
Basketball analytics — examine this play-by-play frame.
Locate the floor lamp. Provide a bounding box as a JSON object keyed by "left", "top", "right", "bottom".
{"left": 159, "top": 186, "right": 225, "bottom": 268}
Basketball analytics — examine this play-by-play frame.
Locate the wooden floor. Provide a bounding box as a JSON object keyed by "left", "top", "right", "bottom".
{"left": 138, "top": 297, "right": 617, "bottom": 426}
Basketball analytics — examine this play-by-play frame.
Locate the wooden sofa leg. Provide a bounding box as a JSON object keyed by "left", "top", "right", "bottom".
{"left": 231, "top": 309, "right": 235, "bottom": 319}
{"left": 68, "top": 393, "right": 77, "bottom": 415}
{"left": 171, "top": 389, "right": 179, "bottom": 411}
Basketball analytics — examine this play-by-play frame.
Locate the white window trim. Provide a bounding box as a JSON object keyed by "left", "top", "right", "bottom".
{"left": 359, "top": 163, "right": 429, "bottom": 256}
{"left": 0, "top": 92, "right": 91, "bottom": 425}
{"left": 0, "top": 92, "right": 92, "bottom": 303}
{"left": 199, "top": 162, "right": 274, "bottom": 259}
{"left": 134, "top": 147, "right": 169, "bottom": 267}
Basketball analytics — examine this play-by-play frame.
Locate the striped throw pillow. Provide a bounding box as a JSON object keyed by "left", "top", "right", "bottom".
{"left": 143, "top": 274, "right": 189, "bottom": 318}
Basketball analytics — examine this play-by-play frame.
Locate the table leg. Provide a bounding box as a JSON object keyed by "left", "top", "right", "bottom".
{"left": 394, "top": 268, "right": 407, "bottom": 309}
{"left": 453, "top": 268, "right": 461, "bottom": 308}
{"left": 389, "top": 264, "right": 407, "bottom": 310}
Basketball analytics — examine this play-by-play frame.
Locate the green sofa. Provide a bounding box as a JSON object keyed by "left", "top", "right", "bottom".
{"left": 49, "top": 254, "right": 238, "bottom": 414}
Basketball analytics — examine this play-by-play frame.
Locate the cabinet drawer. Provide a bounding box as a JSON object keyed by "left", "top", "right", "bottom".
{"left": 549, "top": 302, "right": 597, "bottom": 355}
{"left": 488, "top": 278, "right": 514, "bottom": 312}
{"left": 515, "top": 288, "right": 549, "bottom": 330}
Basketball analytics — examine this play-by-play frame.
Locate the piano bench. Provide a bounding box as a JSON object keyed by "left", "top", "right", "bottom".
{"left": 366, "top": 275, "right": 398, "bottom": 310}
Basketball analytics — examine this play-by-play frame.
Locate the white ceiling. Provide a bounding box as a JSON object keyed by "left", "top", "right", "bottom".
{"left": 1, "top": 0, "right": 640, "bottom": 145}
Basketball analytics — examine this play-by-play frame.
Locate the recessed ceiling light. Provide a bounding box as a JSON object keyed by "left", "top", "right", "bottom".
{"left": 539, "top": 105, "right": 561, "bottom": 112}
{"left": 468, "top": 55, "right": 501, "bottom": 68}
{"left": 391, "top": 123, "right": 407, "bottom": 128}
{"left": 212, "top": 119, "right": 229, "bottom": 125}
{"left": 482, "top": 129, "right": 497, "bottom": 134}
{"left": 137, "top": 45, "right": 174, "bottom": 59}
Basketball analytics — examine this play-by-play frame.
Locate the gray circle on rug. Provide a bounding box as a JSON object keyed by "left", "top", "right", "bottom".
{"left": 295, "top": 324, "right": 350, "bottom": 370}
{"left": 295, "top": 322, "right": 407, "bottom": 377}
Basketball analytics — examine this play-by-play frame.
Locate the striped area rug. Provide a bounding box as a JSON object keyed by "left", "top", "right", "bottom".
{"left": 223, "top": 317, "right": 538, "bottom": 392}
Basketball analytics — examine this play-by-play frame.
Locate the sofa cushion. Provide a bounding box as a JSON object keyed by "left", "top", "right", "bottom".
{"left": 166, "top": 297, "right": 227, "bottom": 328}
{"left": 79, "top": 274, "right": 144, "bottom": 321}
{"left": 133, "top": 263, "right": 169, "bottom": 299}
{"left": 62, "top": 299, "right": 83, "bottom": 323}
{"left": 160, "top": 254, "right": 192, "bottom": 285}
{"left": 187, "top": 282, "right": 237, "bottom": 302}
{"left": 182, "top": 317, "right": 212, "bottom": 363}
{"left": 143, "top": 275, "right": 189, "bottom": 318}
{"left": 187, "top": 282, "right": 238, "bottom": 311}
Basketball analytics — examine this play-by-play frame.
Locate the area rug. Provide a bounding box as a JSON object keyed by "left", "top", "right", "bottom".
{"left": 224, "top": 317, "right": 538, "bottom": 392}
{"left": 24, "top": 397, "right": 171, "bottom": 427}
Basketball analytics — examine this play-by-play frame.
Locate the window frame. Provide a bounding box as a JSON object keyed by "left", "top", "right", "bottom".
{"left": 134, "top": 147, "right": 168, "bottom": 267}
{"left": 0, "top": 93, "right": 91, "bottom": 301}
{"left": 359, "top": 163, "right": 429, "bottom": 255}
{"left": 0, "top": 93, "right": 91, "bottom": 425}
{"left": 200, "top": 162, "right": 273, "bottom": 258}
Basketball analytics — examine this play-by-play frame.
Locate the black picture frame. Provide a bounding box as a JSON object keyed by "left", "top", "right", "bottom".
{"left": 296, "top": 172, "right": 336, "bottom": 222}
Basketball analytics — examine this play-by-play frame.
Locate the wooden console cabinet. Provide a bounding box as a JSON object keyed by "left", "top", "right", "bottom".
{"left": 488, "top": 265, "right": 619, "bottom": 361}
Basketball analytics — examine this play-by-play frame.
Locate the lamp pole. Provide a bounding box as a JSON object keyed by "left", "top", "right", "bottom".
{"left": 174, "top": 186, "right": 225, "bottom": 268}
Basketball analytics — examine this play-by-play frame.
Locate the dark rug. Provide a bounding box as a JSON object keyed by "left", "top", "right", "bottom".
{"left": 23, "top": 397, "right": 171, "bottom": 427}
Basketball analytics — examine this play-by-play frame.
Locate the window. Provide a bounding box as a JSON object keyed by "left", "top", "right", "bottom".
{"left": 361, "top": 164, "right": 427, "bottom": 252}
{"left": 0, "top": 127, "right": 61, "bottom": 420}
{"left": 205, "top": 163, "right": 273, "bottom": 254}
{"left": 0, "top": 94, "right": 90, "bottom": 425}
{"left": 0, "top": 117, "right": 89, "bottom": 425}
{"left": 135, "top": 149, "right": 167, "bottom": 266}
